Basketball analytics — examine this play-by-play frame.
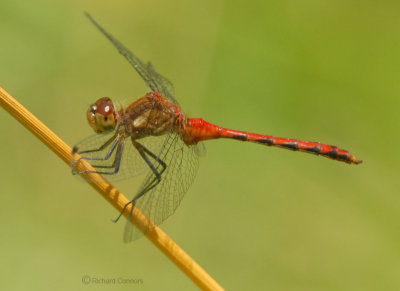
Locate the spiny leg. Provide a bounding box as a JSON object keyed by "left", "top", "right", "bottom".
{"left": 71, "top": 131, "right": 120, "bottom": 174}
{"left": 72, "top": 136, "right": 121, "bottom": 175}
{"left": 77, "top": 139, "right": 125, "bottom": 176}
{"left": 113, "top": 138, "right": 167, "bottom": 223}
{"left": 73, "top": 129, "right": 119, "bottom": 155}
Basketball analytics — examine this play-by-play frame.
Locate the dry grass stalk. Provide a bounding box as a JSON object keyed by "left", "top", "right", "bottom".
{"left": 0, "top": 87, "right": 223, "bottom": 291}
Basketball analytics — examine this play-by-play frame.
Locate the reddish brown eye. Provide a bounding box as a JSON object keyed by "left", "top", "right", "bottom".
{"left": 95, "top": 97, "right": 114, "bottom": 116}
{"left": 86, "top": 97, "right": 116, "bottom": 133}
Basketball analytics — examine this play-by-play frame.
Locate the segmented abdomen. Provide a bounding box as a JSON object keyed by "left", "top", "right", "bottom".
{"left": 185, "top": 118, "right": 362, "bottom": 164}
{"left": 253, "top": 136, "right": 361, "bottom": 164}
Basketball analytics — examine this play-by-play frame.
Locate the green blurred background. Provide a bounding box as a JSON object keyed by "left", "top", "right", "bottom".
{"left": 1, "top": 1, "right": 399, "bottom": 290}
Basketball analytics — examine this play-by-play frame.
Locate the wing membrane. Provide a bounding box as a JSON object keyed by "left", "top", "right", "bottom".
{"left": 85, "top": 13, "right": 178, "bottom": 104}
{"left": 123, "top": 133, "right": 201, "bottom": 242}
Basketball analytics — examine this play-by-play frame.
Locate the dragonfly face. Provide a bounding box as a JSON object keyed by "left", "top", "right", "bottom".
{"left": 86, "top": 97, "right": 117, "bottom": 133}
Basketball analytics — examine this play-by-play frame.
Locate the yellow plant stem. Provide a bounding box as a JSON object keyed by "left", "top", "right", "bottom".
{"left": 0, "top": 87, "right": 223, "bottom": 291}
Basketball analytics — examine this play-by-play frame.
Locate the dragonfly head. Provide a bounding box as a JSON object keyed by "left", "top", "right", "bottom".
{"left": 87, "top": 97, "right": 117, "bottom": 133}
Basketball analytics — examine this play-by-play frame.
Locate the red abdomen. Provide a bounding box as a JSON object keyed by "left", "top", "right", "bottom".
{"left": 185, "top": 118, "right": 362, "bottom": 164}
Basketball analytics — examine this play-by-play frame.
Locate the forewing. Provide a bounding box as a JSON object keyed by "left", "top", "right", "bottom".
{"left": 85, "top": 13, "right": 178, "bottom": 104}
{"left": 146, "top": 62, "right": 177, "bottom": 104}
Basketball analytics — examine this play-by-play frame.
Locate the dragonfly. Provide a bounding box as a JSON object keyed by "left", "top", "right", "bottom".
{"left": 72, "top": 13, "right": 362, "bottom": 242}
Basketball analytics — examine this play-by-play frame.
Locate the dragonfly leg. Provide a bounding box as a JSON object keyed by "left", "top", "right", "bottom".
{"left": 112, "top": 139, "right": 167, "bottom": 223}
{"left": 133, "top": 140, "right": 167, "bottom": 177}
{"left": 73, "top": 128, "right": 119, "bottom": 155}
{"left": 72, "top": 136, "right": 120, "bottom": 175}
{"left": 112, "top": 174, "right": 162, "bottom": 223}
{"left": 131, "top": 140, "right": 167, "bottom": 201}
{"left": 75, "top": 139, "right": 125, "bottom": 176}
{"left": 112, "top": 200, "right": 133, "bottom": 223}
{"left": 71, "top": 131, "right": 120, "bottom": 174}
{"left": 72, "top": 134, "right": 120, "bottom": 169}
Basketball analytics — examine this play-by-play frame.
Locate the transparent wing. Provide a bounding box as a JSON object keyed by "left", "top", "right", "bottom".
{"left": 84, "top": 13, "right": 202, "bottom": 241}
{"left": 85, "top": 13, "right": 178, "bottom": 104}
{"left": 72, "top": 130, "right": 167, "bottom": 182}
{"left": 123, "top": 133, "right": 201, "bottom": 242}
{"left": 146, "top": 62, "right": 177, "bottom": 103}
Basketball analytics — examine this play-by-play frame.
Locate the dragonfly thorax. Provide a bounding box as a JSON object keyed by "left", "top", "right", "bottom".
{"left": 122, "top": 92, "right": 181, "bottom": 139}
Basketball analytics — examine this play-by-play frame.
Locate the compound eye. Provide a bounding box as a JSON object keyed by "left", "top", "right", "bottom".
{"left": 96, "top": 98, "right": 114, "bottom": 116}
{"left": 86, "top": 97, "right": 116, "bottom": 133}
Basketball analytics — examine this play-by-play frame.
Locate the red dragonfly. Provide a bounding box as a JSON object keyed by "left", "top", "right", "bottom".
{"left": 72, "top": 14, "right": 362, "bottom": 242}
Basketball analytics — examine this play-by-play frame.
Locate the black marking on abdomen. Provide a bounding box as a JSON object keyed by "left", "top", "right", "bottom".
{"left": 255, "top": 138, "right": 273, "bottom": 146}
{"left": 232, "top": 135, "right": 247, "bottom": 141}
{"left": 302, "top": 146, "right": 321, "bottom": 154}
{"left": 325, "top": 150, "right": 338, "bottom": 159}
{"left": 279, "top": 142, "right": 298, "bottom": 150}
{"left": 337, "top": 154, "right": 349, "bottom": 161}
